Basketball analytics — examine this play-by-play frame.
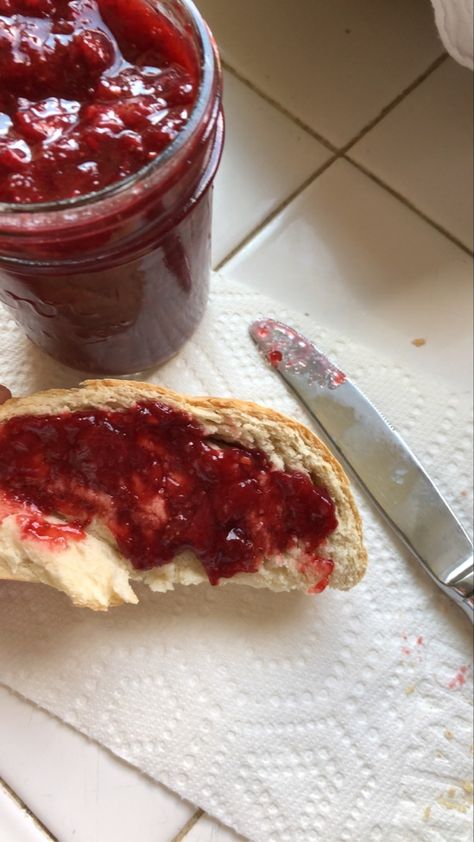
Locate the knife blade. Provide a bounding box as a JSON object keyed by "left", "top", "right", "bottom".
{"left": 250, "top": 318, "right": 473, "bottom": 621}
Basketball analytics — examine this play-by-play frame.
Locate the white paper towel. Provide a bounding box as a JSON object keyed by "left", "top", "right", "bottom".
{"left": 0, "top": 276, "right": 472, "bottom": 842}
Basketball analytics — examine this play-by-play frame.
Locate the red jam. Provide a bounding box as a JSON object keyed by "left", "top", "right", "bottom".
{"left": 0, "top": 0, "right": 223, "bottom": 375}
{"left": 18, "top": 514, "right": 86, "bottom": 546}
{"left": 0, "top": 401, "right": 337, "bottom": 586}
{"left": 0, "top": 0, "right": 199, "bottom": 202}
{"left": 268, "top": 349, "right": 283, "bottom": 367}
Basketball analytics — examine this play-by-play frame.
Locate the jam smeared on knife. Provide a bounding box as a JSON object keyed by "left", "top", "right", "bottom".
{"left": 251, "top": 319, "right": 347, "bottom": 390}
{"left": 0, "top": 0, "right": 199, "bottom": 203}
{"left": 0, "top": 401, "right": 337, "bottom": 586}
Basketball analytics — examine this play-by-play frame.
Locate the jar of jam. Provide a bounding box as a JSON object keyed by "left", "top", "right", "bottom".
{"left": 0, "top": 0, "right": 223, "bottom": 374}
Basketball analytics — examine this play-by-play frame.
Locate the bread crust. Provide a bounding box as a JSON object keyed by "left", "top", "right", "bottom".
{"left": 0, "top": 380, "right": 367, "bottom": 609}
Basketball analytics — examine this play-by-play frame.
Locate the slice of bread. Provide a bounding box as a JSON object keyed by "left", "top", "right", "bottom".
{"left": 0, "top": 380, "right": 367, "bottom": 610}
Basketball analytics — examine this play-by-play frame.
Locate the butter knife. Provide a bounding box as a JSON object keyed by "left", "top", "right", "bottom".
{"left": 250, "top": 318, "right": 473, "bottom": 621}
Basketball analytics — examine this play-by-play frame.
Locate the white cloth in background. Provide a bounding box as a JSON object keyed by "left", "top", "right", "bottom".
{"left": 432, "top": 0, "right": 473, "bottom": 69}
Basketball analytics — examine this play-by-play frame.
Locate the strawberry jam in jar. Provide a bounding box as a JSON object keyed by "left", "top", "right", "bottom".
{"left": 0, "top": 0, "right": 223, "bottom": 373}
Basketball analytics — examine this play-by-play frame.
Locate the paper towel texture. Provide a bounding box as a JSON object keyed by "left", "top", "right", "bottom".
{"left": 0, "top": 277, "right": 472, "bottom": 842}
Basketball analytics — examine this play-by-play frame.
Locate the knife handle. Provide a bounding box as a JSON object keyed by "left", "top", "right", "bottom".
{"left": 460, "top": 596, "right": 474, "bottom": 621}
{"left": 445, "top": 560, "right": 474, "bottom": 623}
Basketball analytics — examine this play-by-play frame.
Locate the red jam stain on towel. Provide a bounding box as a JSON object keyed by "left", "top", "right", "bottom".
{"left": 0, "top": 0, "right": 199, "bottom": 202}
{"left": 250, "top": 319, "right": 346, "bottom": 390}
{"left": 401, "top": 632, "right": 425, "bottom": 658}
{"left": 0, "top": 401, "right": 338, "bottom": 587}
{"left": 448, "top": 666, "right": 469, "bottom": 690}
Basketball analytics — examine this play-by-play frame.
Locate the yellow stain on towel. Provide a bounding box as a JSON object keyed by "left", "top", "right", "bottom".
{"left": 437, "top": 796, "right": 469, "bottom": 814}
{"left": 460, "top": 780, "right": 474, "bottom": 796}
{"left": 436, "top": 780, "right": 474, "bottom": 814}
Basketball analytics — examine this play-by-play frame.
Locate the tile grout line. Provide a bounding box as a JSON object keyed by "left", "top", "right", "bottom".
{"left": 222, "top": 52, "right": 447, "bottom": 157}
{"left": 346, "top": 156, "right": 473, "bottom": 256}
{"left": 216, "top": 138, "right": 472, "bottom": 275}
{"left": 340, "top": 53, "right": 448, "bottom": 154}
{"left": 168, "top": 809, "right": 204, "bottom": 842}
{"left": 221, "top": 59, "right": 337, "bottom": 153}
{"left": 217, "top": 54, "right": 471, "bottom": 268}
{"left": 0, "top": 777, "right": 59, "bottom": 841}
{"left": 214, "top": 153, "right": 338, "bottom": 272}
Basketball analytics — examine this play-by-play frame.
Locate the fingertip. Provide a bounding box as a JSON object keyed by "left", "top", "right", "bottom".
{"left": 0, "top": 386, "right": 12, "bottom": 404}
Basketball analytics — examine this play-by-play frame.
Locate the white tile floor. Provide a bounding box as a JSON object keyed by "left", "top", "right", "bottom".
{"left": 0, "top": 686, "right": 194, "bottom": 842}
{"left": 197, "top": 0, "right": 444, "bottom": 146}
{"left": 0, "top": 783, "right": 53, "bottom": 842}
{"left": 222, "top": 158, "right": 473, "bottom": 391}
{"left": 212, "top": 70, "right": 330, "bottom": 266}
{"left": 350, "top": 58, "right": 474, "bottom": 251}
{"left": 1, "top": 0, "right": 473, "bottom": 840}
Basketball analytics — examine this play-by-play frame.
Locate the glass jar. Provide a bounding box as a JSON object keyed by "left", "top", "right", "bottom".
{"left": 0, "top": 0, "right": 223, "bottom": 375}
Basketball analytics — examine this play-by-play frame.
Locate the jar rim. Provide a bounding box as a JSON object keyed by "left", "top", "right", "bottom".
{"left": 0, "top": 0, "right": 217, "bottom": 218}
